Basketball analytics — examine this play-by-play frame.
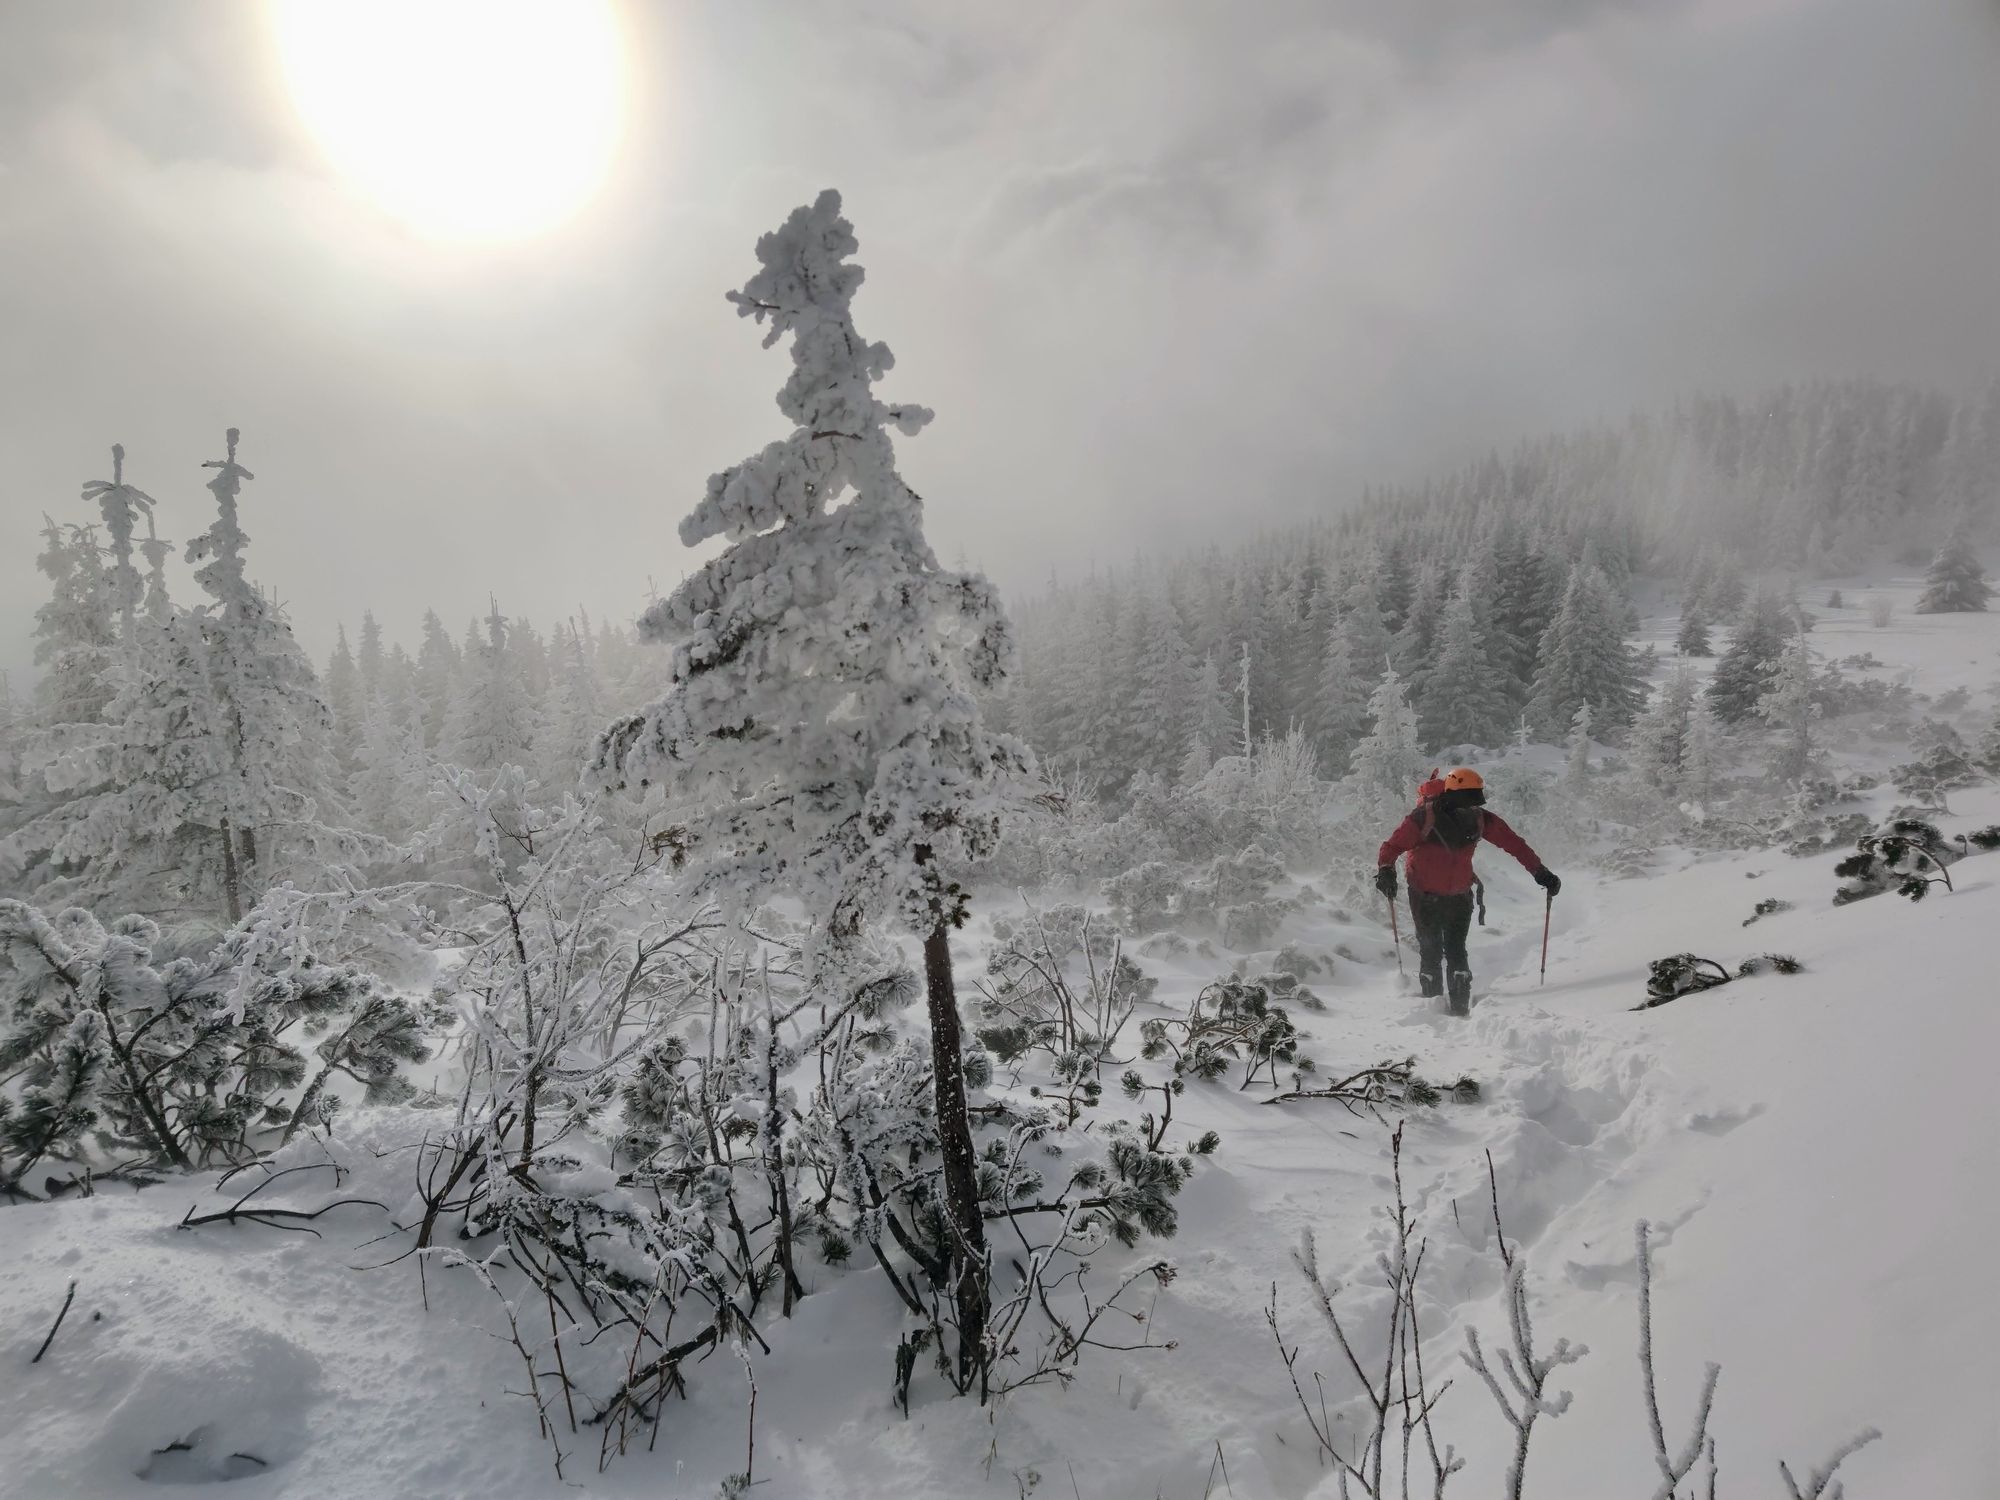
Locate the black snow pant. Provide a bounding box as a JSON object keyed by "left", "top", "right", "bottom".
{"left": 1409, "top": 890, "right": 1476, "bottom": 1012}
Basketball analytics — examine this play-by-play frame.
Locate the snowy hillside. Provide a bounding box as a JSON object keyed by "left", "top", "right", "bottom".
{"left": 3, "top": 578, "right": 1996, "bottom": 1498}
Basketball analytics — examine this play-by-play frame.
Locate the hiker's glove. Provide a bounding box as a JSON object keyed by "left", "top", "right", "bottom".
{"left": 1374, "top": 865, "right": 1398, "bottom": 899}
{"left": 1533, "top": 867, "right": 1562, "bottom": 897}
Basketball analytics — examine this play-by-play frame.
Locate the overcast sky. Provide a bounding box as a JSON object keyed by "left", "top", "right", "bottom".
{"left": 2, "top": 0, "right": 1996, "bottom": 678}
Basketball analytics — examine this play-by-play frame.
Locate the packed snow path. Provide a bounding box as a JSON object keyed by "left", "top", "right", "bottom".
{"left": 3, "top": 817, "right": 1996, "bottom": 1496}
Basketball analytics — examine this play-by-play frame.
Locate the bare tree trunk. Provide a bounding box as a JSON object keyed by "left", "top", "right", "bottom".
{"left": 922, "top": 919, "right": 988, "bottom": 1393}
{"left": 765, "top": 997, "right": 805, "bottom": 1314}
{"left": 219, "top": 820, "right": 243, "bottom": 924}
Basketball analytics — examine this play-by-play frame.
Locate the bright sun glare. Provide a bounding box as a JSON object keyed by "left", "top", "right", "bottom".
{"left": 268, "top": 0, "right": 625, "bottom": 242}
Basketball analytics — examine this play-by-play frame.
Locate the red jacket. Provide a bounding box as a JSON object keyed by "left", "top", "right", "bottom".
{"left": 1377, "top": 808, "right": 1542, "bottom": 896}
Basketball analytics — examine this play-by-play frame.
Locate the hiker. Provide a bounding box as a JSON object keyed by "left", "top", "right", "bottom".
{"left": 1374, "top": 767, "right": 1560, "bottom": 1016}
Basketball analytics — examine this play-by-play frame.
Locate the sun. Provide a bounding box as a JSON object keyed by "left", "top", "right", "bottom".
{"left": 268, "top": 0, "right": 626, "bottom": 243}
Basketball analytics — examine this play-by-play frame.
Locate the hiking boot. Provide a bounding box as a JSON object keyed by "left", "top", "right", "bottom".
{"left": 1446, "top": 970, "right": 1472, "bottom": 1017}
{"left": 1418, "top": 969, "right": 1443, "bottom": 1000}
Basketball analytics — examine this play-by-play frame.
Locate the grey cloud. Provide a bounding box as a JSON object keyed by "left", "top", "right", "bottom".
{"left": 1, "top": 0, "right": 1995, "bottom": 682}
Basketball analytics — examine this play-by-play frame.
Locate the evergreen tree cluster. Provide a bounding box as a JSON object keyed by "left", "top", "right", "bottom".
{"left": 0, "top": 439, "right": 664, "bottom": 925}
{"left": 1003, "top": 518, "right": 1645, "bottom": 792}
{"left": 1000, "top": 376, "right": 1997, "bottom": 795}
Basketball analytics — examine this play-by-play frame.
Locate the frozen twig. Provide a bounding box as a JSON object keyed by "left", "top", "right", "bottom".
{"left": 1635, "top": 1220, "right": 1719, "bottom": 1500}
{"left": 31, "top": 1280, "right": 78, "bottom": 1364}
{"left": 1779, "top": 1427, "right": 1881, "bottom": 1500}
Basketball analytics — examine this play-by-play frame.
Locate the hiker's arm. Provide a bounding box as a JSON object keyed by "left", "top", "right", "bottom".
{"left": 1377, "top": 815, "right": 1420, "bottom": 868}
{"left": 1482, "top": 813, "right": 1544, "bottom": 873}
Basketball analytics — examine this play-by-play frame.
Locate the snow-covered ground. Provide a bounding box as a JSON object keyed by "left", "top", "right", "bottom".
{"left": 4, "top": 586, "right": 1998, "bottom": 1499}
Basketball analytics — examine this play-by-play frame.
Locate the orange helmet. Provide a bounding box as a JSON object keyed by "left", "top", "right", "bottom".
{"left": 1417, "top": 767, "right": 1446, "bottom": 801}
{"left": 1443, "top": 767, "right": 1484, "bottom": 792}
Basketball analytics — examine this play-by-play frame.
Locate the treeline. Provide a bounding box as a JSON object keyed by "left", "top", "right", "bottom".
{"left": 0, "top": 435, "right": 658, "bottom": 926}
{"left": 997, "top": 377, "right": 1998, "bottom": 790}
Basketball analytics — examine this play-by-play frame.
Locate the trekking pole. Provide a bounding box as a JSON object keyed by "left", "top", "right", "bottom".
{"left": 1387, "top": 894, "right": 1405, "bottom": 977}
{"left": 1539, "top": 892, "right": 1554, "bottom": 986}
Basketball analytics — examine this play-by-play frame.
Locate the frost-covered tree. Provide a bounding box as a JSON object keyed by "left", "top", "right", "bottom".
{"left": 325, "top": 627, "right": 363, "bottom": 774}
{"left": 29, "top": 518, "right": 115, "bottom": 729}
{"left": 1707, "top": 590, "right": 1793, "bottom": 724}
{"left": 1674, "top": 610, "right": 1712, "bottom": 657}
{"left": 1349, "top": 666, "right": 1424, "bottom": 815}
{"left": 1132, "top": 602, "right": 1200, "bottom": 782}
{"left": 352, "top": 686, "right": 433, "bottom": 842}
{"left": 1311, "top": 628, "right": 1370, "bottom": 776}
{"left": 1915, "top": 530, "right": 1991, "bottom": 614}
{"left": 591, "top": 191, "right": 1027, "bottom": 1384}
{"left": 1526, "top": 560, "right": 1646, "bottom": 735}
{"left": 441, "top": 600, "right": 533, "bottom": 772}
{"left": 414, "top": 610, "right": 459, "bottom": 750}
{"left": 81, "top": 444, "right": 156, "bottom": 650}
{"left": 1756, "top": 630, "right": 1821, "bottom": 783}
{"left": 530, "top": 622, "right": 604, "bottom": 792}
{"left": 1184, "top": 650, "right": 1237, "bottom": 778}
{"left": 1419, "top": 587, "right": 1510, "bottom": 750}
{"left": 1628, "top": 661, "right": 1700, "bottom": 799}
{"left": 1681, "top": 695, "right": 1721, "bottom": 810}
{"left": 4, "top": 459, "right": 191, "bottom": 910}
{"left": 186, "top": 430, "right": 339, "bottom": 918}
{"left": 1337, "top": 570, "right": 1395, "bottom": 688}
{"left": 356, "top": 611, "right": 385, "bottom": 698}
{"left": 1484, "top": 526, "right": 1549, "bottom": 708}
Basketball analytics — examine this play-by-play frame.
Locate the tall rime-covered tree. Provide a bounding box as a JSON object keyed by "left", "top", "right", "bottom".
{"left": 186, "top": 430, "right": 337, "bottom": 918}
{"left": 590, "top": 191, "right": 1026, "bottom": 1386}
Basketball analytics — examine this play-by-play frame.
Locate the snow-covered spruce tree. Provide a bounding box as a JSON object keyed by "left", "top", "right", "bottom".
{"left": 1674, "top": 609, "right": 1712, "bottom": 657}
{"left": 413, "top": 609, "right": 458, "bottom": 749}
{"left": 3, "top": 453, "right": 213, "bottom": 914}
{"left": 1311, "top": 627, "right": 1370, "bottom": 777}
{"left": 1419, "top": 586, "right": 1510, "bottom": 750}
{"left": 186, "top": 431, "right": 341, "bottom": 919}
{"left": 29, "top": 516, "right": 116, "bottom": 729}
{"left": 1915, "top": 529, "right": 1991, "bottom": 614}
{"left": 530, "top": 622, "right": 605, "bottom": 794}
{"left": 1484, "top": 525, "right": 1549, "bottom": 710}
{"left": 1755, "top": 630, "right": 1821, "bottom": 784}
{"left": 1132, "top": 601, "right": 1201, "bottom": 784}
{"left": 1681, "top": 694, "right": 1721, "bottom": 811}
{"left": 441, "top": 599, "right": 534, "bottom": 773}
{"left": 1706, "top": 589, "right": 1793, "bottom": 724}
{"left": 1628, "top": 661, "right": 1700, "bottom": 803}
{"left": 1337, "top": 569, "right": 1395, "bottom": 690}
{"left": 351, "top": 685, "right": 433, "bottom": 843}
{"left": 1348, "top": 666, "right": 1425, "bottom": 818}
{"left": 591, "top": 191, "right": 1027, "bottom": 1389}
{"left": 325, "top": 627, "right": 363, "bottom": 776}
{"left": 1525, "top": 559, "right": 1647, "bottom": 737}
{"left": 1183, "top": 650, "right": 1238, "bottom": 781}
